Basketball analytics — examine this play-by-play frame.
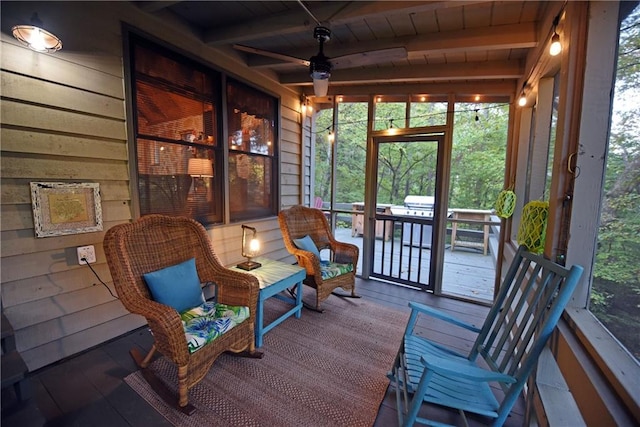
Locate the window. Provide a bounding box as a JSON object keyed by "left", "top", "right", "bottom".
{"left": 132, "top": 39, "right": 222, "bottom": 224}
{"left": 409, "top": 97, "right": 447, "bottom": 127}
{"left": 544, "top": 73, "right": 560, "bottom": 200}
{"left": 373, "top": 98, "right": 406, "bottom": 130}
{"left": 226, "top": 79, "right": 278, "bottom": 221}
{"left": 313, "top": 106, "right": 334, "bottom": 207}
{"left": 130, "top": 37, "right": 278, "bottom": 225}
{"left": 590, "top": 5, "right": 639, "bottom": 361}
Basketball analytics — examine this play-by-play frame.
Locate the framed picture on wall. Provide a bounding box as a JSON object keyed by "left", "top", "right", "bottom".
{"left": 30, "top": 182, "right": 103, "bottom": 238}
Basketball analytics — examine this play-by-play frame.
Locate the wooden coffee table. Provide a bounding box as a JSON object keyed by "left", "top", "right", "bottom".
{"left": 231, "top": 258, "right": 305, "bottom": 347}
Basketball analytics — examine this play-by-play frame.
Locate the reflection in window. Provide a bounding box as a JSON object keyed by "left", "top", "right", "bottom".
{"left": 132, "top": 38, "right": 222, "bottom": 224}
{"left": 227, "top": 79, "right": 277, "bottom": 221}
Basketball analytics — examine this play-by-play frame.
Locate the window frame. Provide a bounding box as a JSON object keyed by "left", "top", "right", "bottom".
{"left": 563, "top": 1, "right": 640, "bottom": 416}
{"left": 125, "top": 32, "right": 280, "bottom": 226}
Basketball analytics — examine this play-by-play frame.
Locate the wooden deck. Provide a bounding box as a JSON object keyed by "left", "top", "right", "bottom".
{"left": 1, "top": 279, "right": 524, "bottom": 427}
{"left": 335, "top": 227, "right": 497, "bottom": 302}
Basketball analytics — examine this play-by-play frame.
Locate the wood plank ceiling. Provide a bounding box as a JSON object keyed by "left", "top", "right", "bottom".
{"left": 134, "top": 1, "right": 553, "bottom": 98}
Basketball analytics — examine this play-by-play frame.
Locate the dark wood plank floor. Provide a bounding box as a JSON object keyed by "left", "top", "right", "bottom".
{"left": 1, "top": 278, "right": 524, "bottom": 427}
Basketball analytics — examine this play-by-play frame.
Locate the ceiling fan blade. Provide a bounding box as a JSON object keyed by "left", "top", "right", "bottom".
{"left": 234, "top": 44, "right": 310, "bottom": 67}
{"left": 331, "top": 47, "right": 407, "bottom": 69}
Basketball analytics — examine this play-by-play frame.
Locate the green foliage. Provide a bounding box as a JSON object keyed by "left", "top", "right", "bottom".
{"left": 450, "top": 104, "right": 508, "bottom": 209}
{"left": 314, "top": 102, "right": 508, "bottom": 211}
{"left": 590, "top": 6, "right": 640, "bottom": 360}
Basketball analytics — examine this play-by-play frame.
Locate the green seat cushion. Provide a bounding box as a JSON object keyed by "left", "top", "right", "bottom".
{"left": 181, "top": 302, "right": 250, "bottom": 353}
{"left": 320, "top": 262, "right": 354, "bottom": 281}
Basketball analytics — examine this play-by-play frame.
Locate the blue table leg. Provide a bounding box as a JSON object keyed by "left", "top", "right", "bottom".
{"left": 255, "top": 296, "right": 265, "bottom": 348}
{"left": 294, "top": 281, "right": 303, "bottom": 318}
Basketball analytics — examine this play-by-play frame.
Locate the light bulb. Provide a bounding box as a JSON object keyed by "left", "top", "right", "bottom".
{"left": 549, "top": 33, "right": 562, "bottom": 56}
{"left": 518, "top": 95, "right": 527, "bottom": 107}
{"left": 249, "top": 238, "right": 260, "bottom": 253}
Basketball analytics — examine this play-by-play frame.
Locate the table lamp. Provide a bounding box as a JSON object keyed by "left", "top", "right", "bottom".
{"left": 237, "top": 225, "right": 261, "bottom": 270}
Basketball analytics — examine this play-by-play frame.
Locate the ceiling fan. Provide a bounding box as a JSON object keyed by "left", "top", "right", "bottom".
{"left": 233, "top": 25, "right": 407, "bottom": 97}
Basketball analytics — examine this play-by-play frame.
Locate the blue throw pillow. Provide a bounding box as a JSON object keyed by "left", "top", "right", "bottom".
{"left": 293, "top": 235, "right": 321, "bottom": 259}
{"left": 143, "top": 258, "right": 205, "bottom": 313}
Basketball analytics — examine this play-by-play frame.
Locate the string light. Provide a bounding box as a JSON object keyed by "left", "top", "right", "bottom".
{"left": 308, "top": 102, "right": 511, "bottom": 137}
{"left": 518, "top": 94, "right": 527, "bottom": 107}
{"left": 549, "top": 15, "right": 562, "bottom": 56}
{"left": 387, "top": 118, "right": 398, "bottom": 135}
{"left": 517, "top": 82, "right": 528, "bottom": 107}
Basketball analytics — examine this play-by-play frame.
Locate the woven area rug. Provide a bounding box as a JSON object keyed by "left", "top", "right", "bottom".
{"left": 124, "top": 295, "right": 408, "bottom": 427}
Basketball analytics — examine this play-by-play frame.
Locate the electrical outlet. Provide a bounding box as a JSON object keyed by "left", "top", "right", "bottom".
{"left": 77, "top": 245, "right": 96, "bottom": 264}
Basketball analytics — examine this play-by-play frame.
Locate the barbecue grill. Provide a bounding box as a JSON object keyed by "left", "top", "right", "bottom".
{"left": 390, "top": 196, "right": 436, "bottom": 248}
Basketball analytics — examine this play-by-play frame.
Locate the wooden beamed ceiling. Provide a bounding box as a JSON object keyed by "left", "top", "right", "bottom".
{"left": 134, "top": 1, "right": 551, "bottom": 97}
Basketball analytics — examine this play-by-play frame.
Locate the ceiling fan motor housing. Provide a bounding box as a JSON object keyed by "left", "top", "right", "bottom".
{"left": 313, "top": 26, "right": 331, "bottom": 43}
{"left": 310, "top": 26, "right": 332, "bottom": 79}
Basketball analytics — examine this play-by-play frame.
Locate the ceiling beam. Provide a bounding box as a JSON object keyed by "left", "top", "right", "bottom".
{"left": 204, "top": 0, "right": 488, "bottom": 45}
{"left": 280, "top": 60, "right": 524, "bottom": 85}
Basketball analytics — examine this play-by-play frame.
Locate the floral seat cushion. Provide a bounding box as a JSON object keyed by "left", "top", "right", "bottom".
{"left": 180, "top": 302, "right": 250, "bottom": 354}
{"left": 320, "top": 261, "right": 354, "bottom": 281}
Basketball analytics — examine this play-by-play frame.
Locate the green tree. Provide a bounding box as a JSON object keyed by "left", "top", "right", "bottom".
{"left": 450, "top": 103, "right": 508, "bottom": 210}
{"left": 591, "top": 6, "right": 640, "bottom": 360}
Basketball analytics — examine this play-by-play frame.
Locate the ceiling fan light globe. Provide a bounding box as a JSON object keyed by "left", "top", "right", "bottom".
{"left": 313, "top": 78, "right": 329, "bottom": 97}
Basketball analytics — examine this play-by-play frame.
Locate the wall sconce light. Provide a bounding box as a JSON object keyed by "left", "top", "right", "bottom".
{"left": 188, "top": 158, "right": 213, "bottom": 178}
{"left": 12, "top": 13, "right": 62, "bottom": 53}
{"left": 237, "top": 225, "right": 261, "bottom": 270}
{"left": 549, "top": 15, "right": 562, "bottom": 56}
{"left": 301, "top": 96, "right": 313, "bottom": 115}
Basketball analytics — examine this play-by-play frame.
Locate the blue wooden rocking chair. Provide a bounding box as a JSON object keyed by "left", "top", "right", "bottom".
{"left": 389, "top": 245, "right": 583, "bottom": 427}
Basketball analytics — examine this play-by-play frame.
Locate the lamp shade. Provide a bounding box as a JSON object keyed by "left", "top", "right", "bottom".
{"left": 188, "top": 158, "right": 213, "bottom": 177}
{"left": 238, "top": 225, "right": 261, "bottom": 270}
{"left": 12, "top": 14, "right": 62, "bottom": 53}
{"left": 312, "top": 78, "right": 329, "bottom": 97}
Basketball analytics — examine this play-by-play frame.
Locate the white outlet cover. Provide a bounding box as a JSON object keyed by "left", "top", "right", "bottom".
{"left": 77, "top": 245, "right": 96, "bottom": 264}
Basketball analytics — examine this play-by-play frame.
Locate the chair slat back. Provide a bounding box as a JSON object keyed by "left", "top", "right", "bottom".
{"left": 471, "top": 245, "right": 583, "bottom": 400}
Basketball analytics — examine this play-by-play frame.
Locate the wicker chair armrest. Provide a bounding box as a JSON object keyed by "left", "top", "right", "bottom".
{"left": 204, "top": 268, "right": 260, "bottom": 308}
{"left": 128, "top": 298, "right": 190, "bottom": 363}
{"left": 291, "top": 248, "right": 323, "bottom": 282}
{"left": 332, "top": 241, "right": 359, "bottom": 265}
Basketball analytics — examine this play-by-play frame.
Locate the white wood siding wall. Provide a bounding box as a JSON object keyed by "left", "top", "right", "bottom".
{"left": 0, "top": 1, "right": 301, "bottom": 370}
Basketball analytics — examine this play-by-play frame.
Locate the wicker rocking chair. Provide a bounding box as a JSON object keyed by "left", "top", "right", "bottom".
{"left": 103, "top": 215, "right": 261, "bottom": 414}
{"left": 278, "top": 205, "right": 359, "bottom": 311}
